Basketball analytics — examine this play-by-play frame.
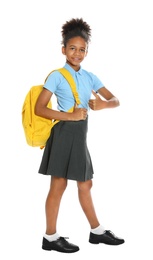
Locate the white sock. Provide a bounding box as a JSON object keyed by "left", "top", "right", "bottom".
{"left": 91, "top": 225, "right": 105, "bottom": 235}
{"left": 44, "top": 232, "right": 60, "bottom": 242}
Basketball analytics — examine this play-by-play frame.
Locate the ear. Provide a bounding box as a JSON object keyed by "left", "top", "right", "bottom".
{"left": 62, "top": 46, "right": 66, "bottom": 55}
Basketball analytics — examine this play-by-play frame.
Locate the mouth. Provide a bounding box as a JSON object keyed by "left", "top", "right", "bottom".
{"left": 72, "top": 57, "right": 81, "bottom": 62}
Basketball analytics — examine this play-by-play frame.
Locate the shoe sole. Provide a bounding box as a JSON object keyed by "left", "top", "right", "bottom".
{"left": 42, "top": 246, "right": 79, "bottom": 253}
{"left": 89, "top": 240, "right": 125, "bottom": 245}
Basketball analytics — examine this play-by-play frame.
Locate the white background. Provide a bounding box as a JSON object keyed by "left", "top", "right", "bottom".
{"left": 0, "top": 0, "right": 153, "bottom": 259}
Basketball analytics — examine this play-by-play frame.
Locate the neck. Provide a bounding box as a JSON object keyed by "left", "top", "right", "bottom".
{"left": 66, "top": 60, "right": 80, "bottom": 71}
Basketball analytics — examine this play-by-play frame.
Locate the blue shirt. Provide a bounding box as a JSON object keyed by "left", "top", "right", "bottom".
{"left": 43, "top": 63, "right": 104, "bottom": 111}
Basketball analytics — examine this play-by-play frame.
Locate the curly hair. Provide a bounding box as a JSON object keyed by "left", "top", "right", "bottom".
{"left": 61, "top": 18, "right": 91, "bottom": 47}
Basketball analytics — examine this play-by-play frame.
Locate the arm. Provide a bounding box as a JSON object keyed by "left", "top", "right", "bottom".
{"left": 35, "top": 88, "right": 87, "bottom": 121}
{"left": 89, "top": 87, "right": 120, "bottom": 110}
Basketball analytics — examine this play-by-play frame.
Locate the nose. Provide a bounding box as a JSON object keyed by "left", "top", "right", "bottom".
{"left": 74, "top": 49, "right": 80, "bottom": 55}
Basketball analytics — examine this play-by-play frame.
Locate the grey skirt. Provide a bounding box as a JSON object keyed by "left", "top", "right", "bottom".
{"left": 38, "top": 117, "right": 94, "bottom": 181}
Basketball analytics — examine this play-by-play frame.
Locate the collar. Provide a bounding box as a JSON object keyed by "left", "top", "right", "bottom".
{"left": 64, "top": 63, "right": 83, "bottom": 76}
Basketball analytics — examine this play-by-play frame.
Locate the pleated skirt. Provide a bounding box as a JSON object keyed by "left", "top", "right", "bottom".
{"left": 38, "top": 117, "right": 94, "bottom": 181}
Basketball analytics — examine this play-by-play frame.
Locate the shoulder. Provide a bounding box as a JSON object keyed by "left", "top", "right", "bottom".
{"left": 43, "top": 69, "right": 64, "bottom": 92}
{"left": 45, "top": 69, "right": 63, "bottom": 83}
{"left": 81, "top": 68, "right": 100, "bottom": 81}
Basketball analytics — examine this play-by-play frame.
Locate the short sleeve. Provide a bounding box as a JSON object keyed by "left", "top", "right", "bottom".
{"left": 90, "top": 72, "right": 105, "bottom": 92}
{"left": 43, "top": 71, "right": 61, "bottom": 93}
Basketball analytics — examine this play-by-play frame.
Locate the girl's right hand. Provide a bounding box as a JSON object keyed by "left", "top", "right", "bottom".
{"left": 71, "top": 103, "right": 88, "bottom": 121}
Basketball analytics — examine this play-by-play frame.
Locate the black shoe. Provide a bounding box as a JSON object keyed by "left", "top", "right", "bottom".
{"left": 42, "top": 237, "right": 80, "bottom": 253}
{"left": 89, "top": 230, "right": 125, "bottom": 245}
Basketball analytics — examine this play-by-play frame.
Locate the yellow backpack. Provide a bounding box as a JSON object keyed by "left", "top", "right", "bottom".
{"left": 22, "top": 68, "right": 81, "bottom": 148}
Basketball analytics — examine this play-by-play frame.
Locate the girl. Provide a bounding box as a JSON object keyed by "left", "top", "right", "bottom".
{"left": 35, "top": 18, "right": 124, "bottom": 253}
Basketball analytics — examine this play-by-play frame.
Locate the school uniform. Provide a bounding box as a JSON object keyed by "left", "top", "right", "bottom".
{"left": 38, "top": 63, "right": 104, "bottom": 181}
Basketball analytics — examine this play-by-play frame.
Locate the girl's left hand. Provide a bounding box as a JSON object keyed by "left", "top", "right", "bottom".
{"left": 89, "top": 91, "right": 106, "bottom": 110}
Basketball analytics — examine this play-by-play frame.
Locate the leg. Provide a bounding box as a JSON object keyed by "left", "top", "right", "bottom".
{"left": 77, "top": 180, "right": 125, "bottom": 245}
{"left": 42, "top": 176, "right": 80, "bottom": 253}
{"left": 45, "top": 176, "right": 67, "bottom": 235}
{"left": 77, "top": 179, "right": 100, "bottom": 229}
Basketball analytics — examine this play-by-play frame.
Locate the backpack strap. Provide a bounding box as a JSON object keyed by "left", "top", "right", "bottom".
{"left": 57, "top": 68, "right": 81, "bottom": 105}
{"left": 45, "top": 68, "right": 81, "bottom": 105}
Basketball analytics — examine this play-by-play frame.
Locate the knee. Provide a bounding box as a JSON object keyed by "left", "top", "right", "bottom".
{"left": 51, "top": 177, "right": 68, "bottom": 193}
{"left": 58, "top": 178, "right": 68, "bottom": 192}
{"left": 77, "top": 180, "right": 93, "bottom": 193}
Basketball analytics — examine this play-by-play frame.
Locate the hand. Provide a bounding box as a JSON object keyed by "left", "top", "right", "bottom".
{"left": 89, "top": 90, "right": 106, "bottom": 110}
{"left": 72, "top": 103, "right": 88, "bottom": 121}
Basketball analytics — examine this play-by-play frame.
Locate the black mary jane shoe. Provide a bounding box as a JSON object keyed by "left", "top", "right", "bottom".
{"left": 42, "top": 237, "right": 80, "bottom": 253}
{"left": 89, "top": 230, "right": 125, "bottom": 245}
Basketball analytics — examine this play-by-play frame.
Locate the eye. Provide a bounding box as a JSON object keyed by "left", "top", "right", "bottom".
{"left": 80, "top": 49, "right": 86, "bottom": 52}
{"left": 70, "top": 47, "right": 75, "bottom": 51}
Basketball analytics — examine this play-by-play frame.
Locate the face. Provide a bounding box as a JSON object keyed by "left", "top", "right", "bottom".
{"left": 62, "top": 36, "right": 88, "bottom": 71}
